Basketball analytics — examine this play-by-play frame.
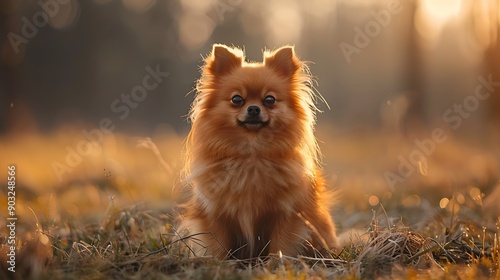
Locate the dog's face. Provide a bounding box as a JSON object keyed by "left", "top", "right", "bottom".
{"left": 231, "top": 86, "right": 273, "bottom": 131}
{"left": 195, "top": 45, "right": 305, "bottom": 133}
{"left": 219, "top": 66, "right": 294, "bottom": 132}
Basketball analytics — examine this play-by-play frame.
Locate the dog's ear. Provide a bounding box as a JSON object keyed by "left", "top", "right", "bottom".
{"left": 264, "top": 46, "right": 300, "bottom": 78}
{"left": 207, "top": 44, "right": 243, "bottom": 76}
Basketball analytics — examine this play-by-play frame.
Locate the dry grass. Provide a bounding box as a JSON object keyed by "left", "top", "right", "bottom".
{"left": 1, "top": 200, "right": 498, "bottom": 279}
{"left": 1, "top": 125, "right": 499, "bottom": 279}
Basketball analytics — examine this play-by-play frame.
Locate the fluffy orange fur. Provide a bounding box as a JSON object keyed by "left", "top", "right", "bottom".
{"left": 178, "top": 44, "right": 338, "bottom": 259}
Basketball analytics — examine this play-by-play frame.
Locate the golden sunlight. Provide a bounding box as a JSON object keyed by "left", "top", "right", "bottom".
{"left": 439, "top": 197, "right": 449, "bottom": 209}
{"left": 368, "top": 195, "right": 380, "bottom": 206}
{"left": 471, "top": 0, "right": 499, "bottom": 49}
{"left": 415, "top": 0, "right": 464, "bottom": 42}
{"left": 421, "top": 0, "right": 463, "bottom": 25}
{"left": 264, "top": 0, "right": 302, "bottom": 45}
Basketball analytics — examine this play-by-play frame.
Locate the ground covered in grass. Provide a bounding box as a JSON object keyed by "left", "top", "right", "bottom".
{"left": 1, "top": 126, "right": 499, "bottom": 279}
{"left": 1, "top": 201, "right": 498, "bottom": 279}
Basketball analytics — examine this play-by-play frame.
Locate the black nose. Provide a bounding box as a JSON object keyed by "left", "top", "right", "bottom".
{"left": 247, "top": 106, "right": 261, "bottom": 117}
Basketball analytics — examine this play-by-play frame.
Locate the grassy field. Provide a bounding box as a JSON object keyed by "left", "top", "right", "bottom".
{"left": 1, "top": 124, "right": 499, "bottom": 279}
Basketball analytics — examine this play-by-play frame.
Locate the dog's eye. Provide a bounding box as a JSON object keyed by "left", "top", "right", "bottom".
{"left": 263, "top": 96, "right": 276, "bottom": 107}
{"left": 231, "top": 95, "right": 244, "bottom": 106}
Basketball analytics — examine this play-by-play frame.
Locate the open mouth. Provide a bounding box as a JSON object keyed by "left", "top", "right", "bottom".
{"left": 237, "top": 119, "right": 270, "bottom": 129}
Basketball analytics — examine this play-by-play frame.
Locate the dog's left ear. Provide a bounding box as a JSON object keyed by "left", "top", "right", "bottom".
{"left": 264, "top": 46, "right": 300, "bottom": 78}
{"left": 208, "top": 44, "right": 243, "bottom": 76}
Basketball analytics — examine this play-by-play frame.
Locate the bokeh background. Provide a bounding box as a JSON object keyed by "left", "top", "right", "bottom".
{"left": 1, "top": 0, "right": 500, "bottom": 236}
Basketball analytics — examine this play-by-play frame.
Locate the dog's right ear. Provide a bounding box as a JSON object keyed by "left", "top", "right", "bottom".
{"left": 207, "top": 44, "right": 243, "bottom": 76}
{"left": 264, "top": 46, "right": 300, "bottom": 78}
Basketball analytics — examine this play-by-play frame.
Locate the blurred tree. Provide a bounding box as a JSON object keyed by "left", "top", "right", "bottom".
{"left": 402, "top": 0, "right": 426, "bottom": 131}
{"left": 0, "top": 1, "right": 38, "bottom": 134}
{"left": 465, "top": 0, "right": 500, "bottom": 125}
{"left": 482, "top": 0, "right": 500, "bottom": 124}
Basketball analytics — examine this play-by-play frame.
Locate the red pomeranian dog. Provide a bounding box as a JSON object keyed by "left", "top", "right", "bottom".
{"left": 178, "top": 44, "right": 338, "bottom": 259}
